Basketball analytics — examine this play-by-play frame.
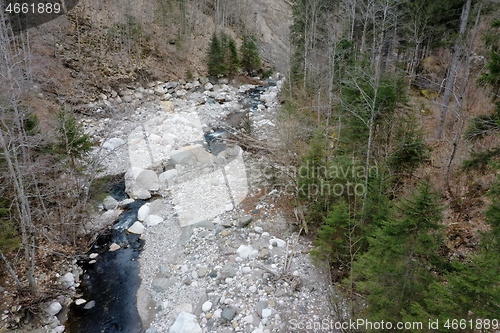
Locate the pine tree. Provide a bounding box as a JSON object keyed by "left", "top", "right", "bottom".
{"left": 312, "top": 200, "right": 355, "bottom": 267}
{"left": 354, "top": 182, "right": 445, "bottom": 323}
{"left": 240, "top": 35, "right": 261, "bottom": 73}
{"left": 55, "top": 109, "right": 93, "bottom": 171}
{"left": 207, "top": 33, "right": 227, "bottom": 76}
{"left": 227, "top": 37, "right": 240, "bottom": 75}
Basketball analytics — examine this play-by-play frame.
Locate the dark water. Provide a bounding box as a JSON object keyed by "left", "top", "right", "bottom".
{"left": 67, "top": 196, "right": 145, "bottom": 333}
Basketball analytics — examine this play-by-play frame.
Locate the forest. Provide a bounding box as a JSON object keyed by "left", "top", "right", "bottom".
{"left": 286, "top": 0, "right": 500, "bottom": 329}
{"left": 0, "top": 0, "right": 499, "bottom": 331}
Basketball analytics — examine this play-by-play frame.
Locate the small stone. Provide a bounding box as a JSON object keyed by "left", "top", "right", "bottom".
{"left": 220, "top": 265, "right": 237, "bottom": 279}
{"left": 202, "top": 301, "right": 212, "bottom": 312}
{"left": 169, "top": 311, "right": 201, "bottom": 333}
{"left": 53, "top": 325, "right": 65, "bottom": 333}
{"left": 269, "top": 238, "right": 286, "bottom": 248}
{"left": 242, "top": 267, "right": 251, "bottom": 274}
{"left": 262, "top": 309, "right": 272, "bottom": 318}
{"left": 237, "top": 245, "right": 254, "bottom": 259}
{"left": 119, "top": 198, "right": 135, "bottom": 207}
{"left": 224, "top": 203, "right": 234, "bottom": 211}
{"left": 89, "top": 260, "right": 96, "bottom": 264}
{"left": 213, "top": 309, "right": 222, "bottom": 319}
{"left": 209, "top": 270, "right": 217, "bottom": 278}
{"left": 220, "top": 229, "right": 230, "bottom": 237}
{"left": 75, "top": 299, "right": 86, "bottom": 306}
{"left": 83, "top": 300, "right": 95, "bottom": 310}
{"left": 242, "top": 315, "right": 254, "bottom": 324}
{"left": 258, "top": 248, "right": 270, "bottom": 260}
{"left": 256, "top": 301, "right": 268, "bottom": 317}
{"left": 89, "top": 253, "right": 98, "bottom": 259}
{"left": 254, "top": 227, "right": 263, "bottom": 233}
{"left": 174, "top": 303, "right": 193, "bottom": 316}
{"left": 128, "top": 221, "right": 145, "bottom": 234}
{"left": 249, "top": 285, "right": 257, "bottom": 293}
{"left": 197, "top": 267, "right": 209, "bottom": 278}
{"left": 109, "top": 243, "right": 121, "bottom": 251}
{"left": 221, "top": 306, "right": 236, "bottom": 321}
{"left": 237, "top": 215, "right": 253, "bottom": 228}
{"left": 145, "top": 328, "right": 158, "bottom": 333}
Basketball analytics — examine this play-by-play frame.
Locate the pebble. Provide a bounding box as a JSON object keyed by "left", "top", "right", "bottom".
{"left": 202, "top": 301, "right": 212, "bottom": 312}
{"left": 75, "top": 298, "right": 86, "bottom": 305}
{"left": 221, "top": 306, "right": 236, "bottom": 321}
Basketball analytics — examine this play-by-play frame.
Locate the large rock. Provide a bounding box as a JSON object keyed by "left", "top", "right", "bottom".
{"left": 159, "top": 169, "right": 178, "bottom": 183}
{"left": 136, "top": 170, "right": 159, "bottom": 191}
{"left": 169, "top": 312, "right": 201, "bottom": 333}
{"left": 85, "top": 209, "right": 122, "bottom": 234}
{"left": 61, "top": 272, "right": 75, "bottom": 288}
{"left": 137, "top": 204, "right": 150, "bottom": 222}
{"left": 45, "top": 302, "right": 62, "bottom": 316}
{"left": 102, "top": 196, "right": 118, "bottom": 210}
{"left": 152, "top": 277, "right": 175, "bottom": 292}
{"left": 185, "top": 146, "right": 215, "bottom": 165}
{"left": 128, "top": 221, "right": 145, "bottom": 234}
{"left": 145, "top": 215, "right": 164, "bottom": 227}
{"left": 170, "top": 150, "right": 196, "bottom": 165}
{"left": 102, "top": 138, "right": 125, "bottom": 151}
{"left": 125, "top": 168, "right": 159, "bottom": 199}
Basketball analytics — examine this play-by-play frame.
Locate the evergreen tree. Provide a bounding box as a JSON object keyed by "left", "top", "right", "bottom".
{"left": 354, "top": 182, "right": 446, "bottom": 323}
{"left": 207, "top": 33, "right": 227, "bottom": 76}
{"left": 312, "top": 200, "right": 355, "bottom": 267}
{"left": 55, "top": 109, "right": 92, "bottom": 169}
{"left": 227, "top": 37, "right": 240, "bottom": 75}
{"left": 240, "top": 35, "right": 261, "bottom": 73}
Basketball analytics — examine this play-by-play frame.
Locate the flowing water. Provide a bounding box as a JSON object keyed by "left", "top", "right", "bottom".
{"left": 67, "top": 185, "right": 145, "bottom": 333}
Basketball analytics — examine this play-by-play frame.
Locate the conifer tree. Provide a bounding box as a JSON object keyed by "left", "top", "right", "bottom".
{"left": 207, "top": 33, "right": 227, "bottom": 76}
{"left": 240, "top": 35, "right": 261, "bottom": 73}
{"left": 312, "top": 200, "right": 355, "bottom": 267}
{"left": 227, "top": 37, "right": 240, "bottom": 75}
{"left": 354, "top": 182, "right": 445, "bottom": 322}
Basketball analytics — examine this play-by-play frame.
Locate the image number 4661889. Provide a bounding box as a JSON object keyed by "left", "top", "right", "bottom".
{"left": 2, "top": 0, "right": 80, "bottom": 33}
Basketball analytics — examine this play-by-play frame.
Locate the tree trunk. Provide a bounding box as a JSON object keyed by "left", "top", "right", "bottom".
{"left": 435, "top": 0, "right": 472, "bottom": 139}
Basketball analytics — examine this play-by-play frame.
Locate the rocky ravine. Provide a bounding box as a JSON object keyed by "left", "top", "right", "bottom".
{"left": 49, "top": 76, "right": 336, "bottom": 333}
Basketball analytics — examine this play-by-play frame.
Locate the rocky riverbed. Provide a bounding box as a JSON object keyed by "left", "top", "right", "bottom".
{"left": 30, "top": 75, "right": 337, "bottom": 333}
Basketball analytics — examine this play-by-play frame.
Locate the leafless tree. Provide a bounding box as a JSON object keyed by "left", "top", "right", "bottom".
{"left": 0, "top": 11, "right": 38, "bottom": 294}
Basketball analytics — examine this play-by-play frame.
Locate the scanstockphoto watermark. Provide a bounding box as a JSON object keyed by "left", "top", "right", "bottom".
{"left": 255, "top": 160, "right": 379, "bottom": 198}
{"left": 289, "top": 318, "right": 424, "bottom": 331}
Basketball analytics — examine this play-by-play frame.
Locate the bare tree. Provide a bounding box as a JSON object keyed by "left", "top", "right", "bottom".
{"left": 435, "top": 0, "right": 472, "bottom": 139}
{"left": 0, "top": 12, "right": 38, "bottom": 294}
